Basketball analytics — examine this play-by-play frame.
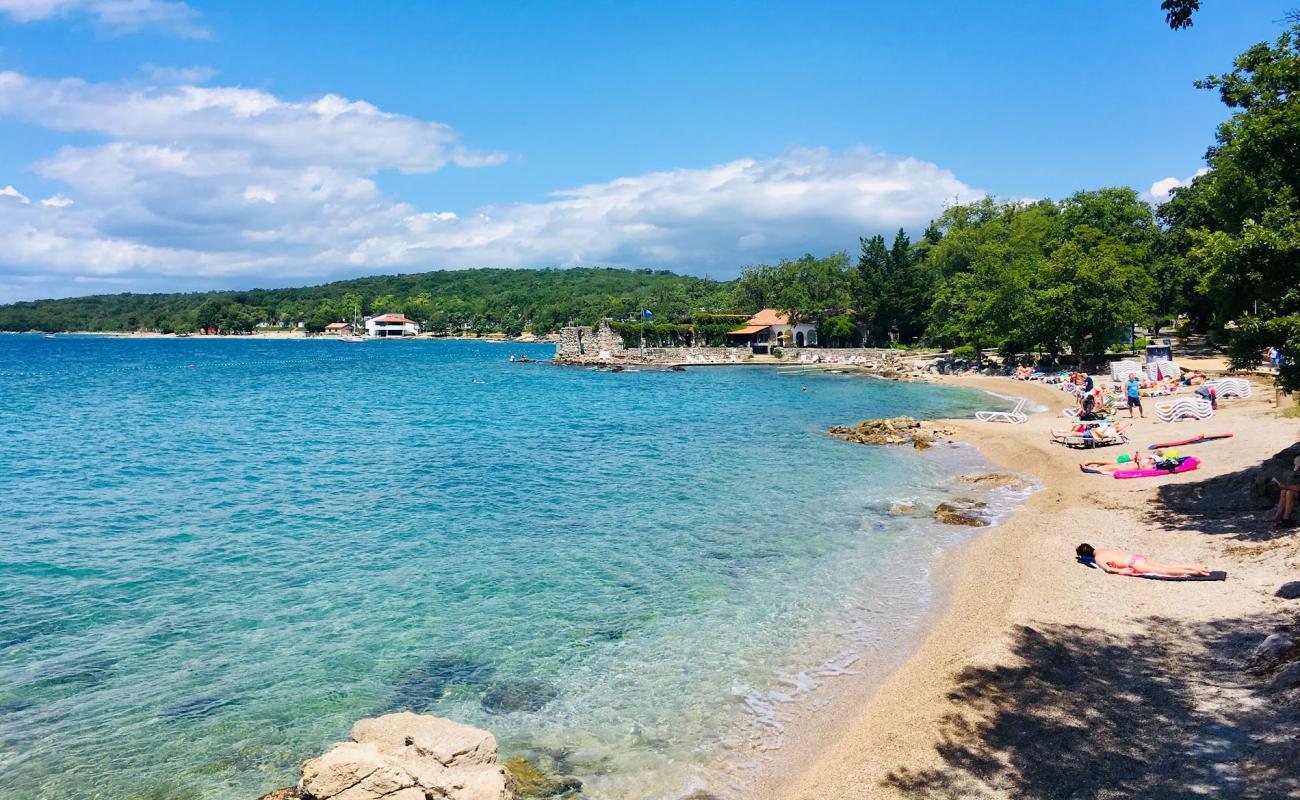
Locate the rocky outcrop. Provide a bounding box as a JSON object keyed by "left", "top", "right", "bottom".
{"left": 285, "top": 712, "right": 511, "bottom": 800}
{"left": 829, "top": 416, "right": 956, "bottom": 450}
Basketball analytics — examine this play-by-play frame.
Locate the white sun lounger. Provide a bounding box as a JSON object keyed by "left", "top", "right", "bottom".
{"left": 1205, "top": 377, "right": 1252, "bottom": 399}
{"left": 1155, "top": 397, "right": 1214, "bottom": 423}
{"left": 976, "top": 397, "right": 1028, "bottom": 424}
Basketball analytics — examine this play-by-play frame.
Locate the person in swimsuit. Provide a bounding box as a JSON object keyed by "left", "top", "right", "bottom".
{"left": 1079, "top": 451, "right": 1159, "bottom": 473}
{"left": 1076, "top": 543, "right": 1211, "bottom": 577}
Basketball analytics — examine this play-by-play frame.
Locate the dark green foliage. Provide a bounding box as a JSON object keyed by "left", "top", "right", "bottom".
{"left": 925, "top": 192, "right": 1157, "bottom": 359}
{"left": 1160, "top": 22, "right": 1300, "bottom": 390}
{"left": 855, "top": 229, "right": 933, "bottom": 344}
{"left": 0, "top": 268, "right": 736, "bottom": 335}
{"left": 1162, "top": 0, "right": 1200, "bottom": 30}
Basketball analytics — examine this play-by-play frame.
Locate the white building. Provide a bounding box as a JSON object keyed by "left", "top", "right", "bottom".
{"left": 727, "top": 308, "right": 819, "bottom": 352}
{"left": 365, "top": 314, "right": 421, "bottom": 338}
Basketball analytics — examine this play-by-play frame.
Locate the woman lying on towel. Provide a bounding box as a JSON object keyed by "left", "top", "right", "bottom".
{"left": 1076, "top": 543, "right": 1214, "bottom": 577}
{"left": 1080, "top": 451, "right": 1162, "bottom": 473}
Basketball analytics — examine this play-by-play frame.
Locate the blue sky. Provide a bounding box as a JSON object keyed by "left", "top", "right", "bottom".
{"left": 0, "top": 0, "right": 1293, "bottom": 300}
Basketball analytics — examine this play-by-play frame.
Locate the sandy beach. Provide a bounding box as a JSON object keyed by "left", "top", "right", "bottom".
{"left": 762, "top": 375, "right": 1300, "bottom": 799}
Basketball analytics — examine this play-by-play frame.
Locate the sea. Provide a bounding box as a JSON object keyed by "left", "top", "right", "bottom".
{"left": 0, "top": 336, "right": 1030, "bottom": 799}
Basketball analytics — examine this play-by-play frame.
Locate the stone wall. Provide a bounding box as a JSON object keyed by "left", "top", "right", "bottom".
{"left": 556, "top": 320, "right": 626, "bottom": 362}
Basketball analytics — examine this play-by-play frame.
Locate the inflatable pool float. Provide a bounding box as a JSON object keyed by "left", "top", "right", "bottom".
{"left": 1147, "top": 433, "right": 1232, "bottom": 450}
{"left": 1113, "top": 456, "right": 1200, "bottom": 479}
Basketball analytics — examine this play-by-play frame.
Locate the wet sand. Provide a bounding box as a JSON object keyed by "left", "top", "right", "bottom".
{"left": 762, "top": 375, "right": 1300, "bottom": 800}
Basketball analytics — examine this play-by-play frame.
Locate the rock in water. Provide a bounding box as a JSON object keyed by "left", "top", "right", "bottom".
{"left": 503, "top": 756, "right": 583, "bottom": 798}
{"left": 934, "top": 500, "right": 989, "bottom": 527}
{"left": 298, "top": 712, "right": 511, "bottom": 800}
{"left": 957, "top": 473, "right": 1031, "bottom": 491}
{"left": 828, "top": 416, "right": 955, "bottom": 449}
{"left": 481, "top": 679, "right": 558, "bottom": 714}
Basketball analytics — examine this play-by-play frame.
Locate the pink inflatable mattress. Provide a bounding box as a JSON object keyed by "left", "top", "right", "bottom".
{"left": 1113, "top": 456, "right": 1200, "bottom": 479}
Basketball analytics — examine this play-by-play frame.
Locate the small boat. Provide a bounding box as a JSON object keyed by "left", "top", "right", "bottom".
{"left": 340, "top": 334, "right": 366, "bottom": 343}
{"left": 44, "top": 334, "right": 56, "bottom": 339}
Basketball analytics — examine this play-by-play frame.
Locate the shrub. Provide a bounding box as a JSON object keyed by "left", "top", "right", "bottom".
{"left": 951, "top": 344, "right": 976, "bottom": 359}
{"left": 771, "top": 347, "right": 784, "bottom": 359}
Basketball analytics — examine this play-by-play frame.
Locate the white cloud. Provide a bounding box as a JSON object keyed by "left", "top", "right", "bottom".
{"left": 0, "top": 70, "right": 985, "bottom": 302}
{"left": 0, "top": 0, "right": 207, "bottom": 37}
{"left": 1, "top": 184, "right": 30, "bottom": 204}
{"left": 1146, "top": 167, "right": 1209, "bottom": 204}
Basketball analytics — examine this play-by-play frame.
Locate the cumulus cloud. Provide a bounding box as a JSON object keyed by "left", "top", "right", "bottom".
{"left": 1, "top": 184, "right": 31, "bottom": 204}
{"left": 0, "top": 0, "right": 206, "bottom": 37}
{"left": 1146, "top": 168, "right": 1209, "bottom": 204}
{"left": 0, "top": 70, "right": 985, "bottom": 302}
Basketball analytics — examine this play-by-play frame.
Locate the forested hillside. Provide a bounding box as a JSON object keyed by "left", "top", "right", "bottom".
{"left": 0, "top": 268, "right": 735, "bottom": 335}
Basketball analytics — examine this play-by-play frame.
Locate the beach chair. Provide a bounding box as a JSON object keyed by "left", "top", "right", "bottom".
{"left": 1155, "top": 397, "right": 1214, "bottom": 423}
{"left": 1145, "top": 360, "right": 1179, "bottom": 382}
{"left": 1205, "top": 377, "right": 1251, "bottom": 399}
{"left": 976, "top": 397, "right": 1029, "bottom": 424}
{"left": 1110, "top": 360, "right": 1142, "bottom": 382}
{"left": 1052, "top": 424, "right": 1129, "bottom": 449}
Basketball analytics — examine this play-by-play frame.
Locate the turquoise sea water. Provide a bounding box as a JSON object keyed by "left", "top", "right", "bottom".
{"left": 0, "top": 337, "right": 1021, "bottom": 799}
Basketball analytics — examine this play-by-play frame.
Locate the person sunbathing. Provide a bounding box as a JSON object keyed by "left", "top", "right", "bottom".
{"left": 1051, "top": 421, "right": 1129, "bottom": 443}
{"left": 1080, "top": 452, "right": 1159, "bottom": 473}
{"left": 1076, "top": 543, "right": 1212, "bottom": 577}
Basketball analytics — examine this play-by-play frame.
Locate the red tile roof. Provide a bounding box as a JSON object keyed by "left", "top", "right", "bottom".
{"left": 371, "top": 314, "right": 418, "bottom": 324}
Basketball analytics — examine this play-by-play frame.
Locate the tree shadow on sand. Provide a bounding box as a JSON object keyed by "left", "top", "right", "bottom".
{"left": 883, "top": 616, "right": 1299, "bottom": 799}
{"left": 1144, "top": 442, "right": 1300, "bottom": 541}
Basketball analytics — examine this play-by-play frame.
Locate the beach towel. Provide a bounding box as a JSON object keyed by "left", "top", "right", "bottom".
{"left": 1112, "top": 456, "right": 1199, "bottom": 479}
{"left": 1077, "top": 557, "right": 1226, "bottom": 581}
{"left": 1147, "top": 434, "right": 1232, "bottom": 449}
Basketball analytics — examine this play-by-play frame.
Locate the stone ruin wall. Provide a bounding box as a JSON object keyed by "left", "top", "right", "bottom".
{"left": 555, "top": 320, "right": 624, "bottom": 362}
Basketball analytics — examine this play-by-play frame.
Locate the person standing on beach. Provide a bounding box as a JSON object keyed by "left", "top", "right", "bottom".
{"left": 1126, "top": 373, "right": 1143, "bottom": 418}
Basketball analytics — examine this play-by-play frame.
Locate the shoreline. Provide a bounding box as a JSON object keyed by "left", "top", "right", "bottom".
{"left": 759, "top": 375, "right": 1300, "bottom": 799}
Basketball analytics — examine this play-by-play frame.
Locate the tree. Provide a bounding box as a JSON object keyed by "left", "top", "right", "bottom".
{"left": 1161, "top": 22, "right": 1300, "bottom": 389}
{"left": 1162, "top": 0, "right": 1200, "bottom": 30}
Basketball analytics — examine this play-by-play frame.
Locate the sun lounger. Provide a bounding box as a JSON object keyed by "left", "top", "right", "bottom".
{"left": 1155, "top": 397, "right": 1214, "bottom": 423}
{"left": 1054, "top": 430, "right": 1129, "bottom": 449}
{"left": 1109, "top": 360, "right": 1142, "bottom": 382}
{"left": 976, "top": 397, "right": 1028, "bottom": 424}
{"left": 1205, "top": 377, "right": 1251, "bottom": 399}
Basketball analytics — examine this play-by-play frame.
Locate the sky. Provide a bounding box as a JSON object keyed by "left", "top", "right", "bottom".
{"left": 0, "top": 0, "right": 1295, "bottom": 302}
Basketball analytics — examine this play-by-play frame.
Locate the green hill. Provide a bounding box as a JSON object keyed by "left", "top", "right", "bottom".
{"left": 0, "top": 267, "right": 737, "bottom": 335}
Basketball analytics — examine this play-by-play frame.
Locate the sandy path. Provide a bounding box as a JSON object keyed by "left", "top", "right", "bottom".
{"left": 762, "top": 376, "right": 1300, "bottom": 800}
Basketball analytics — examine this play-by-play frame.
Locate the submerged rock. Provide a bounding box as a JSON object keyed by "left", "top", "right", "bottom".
{"left": 389, "top": 655, "right": 496, "bottom": 711}
{"left": 503, "top": 756, "right": 583, "bottom": 798}
{"left": 481, "top": 680, "right": 559, "bottom": 714}
{"left": 257, "top": 788, "right": 303, "bottom": 800}
{"left": 957, "top": 473, "right": 1031, "bottom": 491}
{"left": 299, "top": 712, "right": 510, "bottom": 800}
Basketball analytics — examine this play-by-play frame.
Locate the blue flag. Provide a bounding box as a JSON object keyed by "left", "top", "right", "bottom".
{"left": 642, "top": 309, "right": 654, "bottom": 319}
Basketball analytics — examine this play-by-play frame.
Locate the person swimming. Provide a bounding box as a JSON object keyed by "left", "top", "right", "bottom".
{"left": 1076, "top": 543, "right": 1212, "bottom": 577}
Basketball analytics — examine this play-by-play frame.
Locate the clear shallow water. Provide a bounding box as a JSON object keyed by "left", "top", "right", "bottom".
{"left": 0, "top": 337, "right": 1019, "bottom": 799}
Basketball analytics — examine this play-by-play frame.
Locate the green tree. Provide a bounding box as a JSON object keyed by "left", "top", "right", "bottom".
{"left": 1162, "top": 22, "right": 1300, "bottom": 389}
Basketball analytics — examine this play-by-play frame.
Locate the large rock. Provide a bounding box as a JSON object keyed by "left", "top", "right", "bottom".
{"left": 1247, "top": 632, "right": 1298, "bottom": 673}
{"left": 298, "top": 713, "right": 511, "bottom": 800}
{"left": 829, "top": 416, "right": 955, "bottom": 450}
{"left": 957, "top": 473, "right": 1031, "bottom": 492}
{"left": 1271, "top": 661, "right": 1300, "bottom": 691}
{"left": 1275, "top": 581, "right": 1300, "bottom": 600}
